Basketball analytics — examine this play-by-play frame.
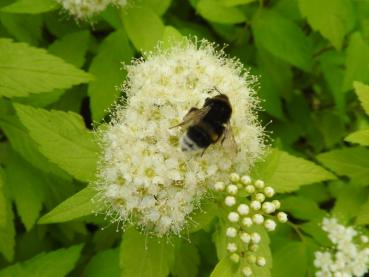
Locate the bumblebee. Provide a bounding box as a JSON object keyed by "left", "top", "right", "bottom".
{"left": 171, "top": 89, "right": 236, "bottom": 155}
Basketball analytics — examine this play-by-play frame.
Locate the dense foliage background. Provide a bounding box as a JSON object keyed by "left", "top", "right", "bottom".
{"left": 0, "top": 0, "right": 369, "bottom": 276}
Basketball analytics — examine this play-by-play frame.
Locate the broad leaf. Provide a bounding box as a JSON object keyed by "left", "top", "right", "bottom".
{"left": 0, "top": 39, "right": 92, "bottom": 97}
{"left": 343, "top": 33, "right": 369, "bottom": 91}
{"left": 197, "top": 0, "right": 246, "bottom": 24}
{"left": 171, "top": 242, "right": 200, "bottom": 277}
{"left": 120, "top": 228, "right": 175, "bottom": 277}
{"left": 85, "top": 249, "right": 120, "bottom": 277}
{"left": 14, "top": 104, "right": 99, "bottom": 181}
{"left": 252, "top": 10, "right": 312, "bottom": 70}
{"left": 1, "top": 0, "right": 58, "bottom": 14}
{"left": 357, "top": 197, "right": 369, "bottom": 225}
{"left": 39, "top": 186, "right": 101, "bottom": 224}
{"left": 353, "top": 81, "right": 369, "bottom": 115}
{"left": 0, "top": 244, "right": 83, "bottom": 277}
{"left": 252, "top": 149, "right": 335, "bottom": 192}
{"left": 121, "top": 6, "right": 164, "bottom": 52}
{"left": 317, "top": 147, "right": 369, "bottom": 186}
{"left": 282, "top": 196, "right": 325, "bottom": 220}
{"left": 210, "top": 256, "right": 236, "bottom": 277}
{"left": 139, "top": 0, "right": 172, "bottom": 15}
{"left": 88, "top": 30, "right": 134, "bottom": 121}
{"left": 345, "top": 130, "right": 369, "bottom": 146}
{"left": 298, "top": 0, "right": 354, "bottom": 49}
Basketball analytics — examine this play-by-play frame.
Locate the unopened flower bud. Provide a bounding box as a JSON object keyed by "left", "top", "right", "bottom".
{"left": 254, "top": 193, "right": 265, "bottom": 202}
{"left": 254, "top": 179, "right": 265, "bottom": 189}
{"left": 227, "top": 242, "right": 237, "bottom": 253}
{"left": 237, "top": 204, "right": 249, "bottom": 215}
{"left": 240, "top": 232, "right": 251, "bottom": 244}
{"left": 245, "top": 185, "right": 255, "bottom": 194}
{"left": 360, "top": 235, "right": 369, "bottom": 243}
{"left": 228, "top": 212, "right": 240, "bottom": 222}
{"left": 272, "top": 200, "right": 281, "bottom": 209}
{"left": 262, "top": 202, "right": 275, "bottom": 214}
{"left": 251, "top": 232, "right": 261, "bottom": 244}
{"left": 242, "top": 266, "right": 252, "bottom": 276}
{"left": 256, "top": 256, "right": 266, "bottom": 267}
{"left": 277, "top": 212, "right": 288, "bottom": 223}
{"left": 264, "top": 186, "right": 275, "bottom": 197}
{"left": 225, "top": 196, "right": 236, "bottom": 207}
{"left": 230, "top": 253, "right": 240, "bottom": 263}
{"left": 241, "top": 175, "right": 252, "bottom": 185}
{"left": 247, "top": 254, "right": 256, "bottom": 264}
{"left": 264, "top": 219, "right": 277, "bottom": 231}
{"left": 253, "top": 214, "right": 264, "bottom": 224}
{"left": 242, "top": 217, "right": 253, "bottom": 227}
{"left": 230, "top": 173, "right": 240, "bottom": 183}
{"left": 227, "top": 184, "right": 238, "bottom": 195}
{"left": 226, "top": 227, "right": 237, "bottom": 238}
{"left": 250, "top": 200, "right": 261, "bottom": 210}
{"left": 250, "top": 243, "right": 259, "bottom": 252}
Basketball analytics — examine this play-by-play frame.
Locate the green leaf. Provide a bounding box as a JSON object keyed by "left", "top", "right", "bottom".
{"left": 343, "top": 33, "right": 369, "bottom": 91}
{"left": 317, "top": 147, "right": 369, "bottom": 186}
{"left": 252, "top": 149, "right": 335, "bottom": 192}
{"left": 88, "top": 30, "right": 134, "bottom": 121}
{"left": 171, "top": 242, "right": 200, "bottom": 277}
{"left": 333, "top": 186, "right": 368, "bottom": 223}
{"left": 0, "top": 114, "right": 71, "bottom": 180}
{"left": 161, "top": 26, "right": 186, "bottom": 50}
{"left": 345, "top": 130, "right": 369, "bottom": 146}
{"left": 120, "top": 228, "right": 175, "bottom": 277}
{"left": 196, "top": 0, "right": 246, "bottom": 24}
{"left": 85, "top": 249, "right": 120, "bottom": 277}
{"left": 39, "top": 186, "right": 101, "bottom": 224}
{"left": 353, "top": 81, "right": 369, "bottom": 115}
{"left": 218, "top": 0, "right": 255, "bottom": 7}
{"left": 0, "top": 39, "right": 92, "bottom": 98}
{"left": 357, "top": 197, "right": 369, "bottom": 225}
{"left": 188, "top": 200, "right": 217, "bottom": 233}
{"left": 210, "top": 256, "right": 237, "bottom": 277}
{"left": 298, "top": 0, "right": 354, "bottom": 49}
{"left": 271, "top": 241, "right": 308, "bottom": 277}
{"left": 6, "top": 151, "right": 44, "bottom": 230}
{"left": 0, "top": 244, "right": 83, "bottom": 277}
{"left": 139, "top": 0, "right": 172, "bottom": 15}
{"left": 14, "top": 104, "right": 99, "bottom": 181}
{"left": 48, "top": 30, "right": 91, "bottom": 68}
{"left": 0, "top": 168, "right": 15, "bottom": 262}
{"left": 0, "top": 13, "right": 42, "bottom": 45}
{"left": 252, "top": 9, "right": 312, "bottom": 70}
{"left": 282, "top": 196, "right": 325, "bottom": 220}
{"left": 121, "top": 6, "right": 164, "bottom": 52}
{"left": 1, "top": 0, "right": 58, "bottom": 14}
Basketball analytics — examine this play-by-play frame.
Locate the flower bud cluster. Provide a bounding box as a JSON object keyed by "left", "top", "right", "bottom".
{"left": 57, "top": 0, "right": 127, "bottom": 20}
{"left": 314, "top": 218, "right": 369, "bottom": 277}
{"left": 214, "top": 174, "right": 288, "bottom": 276}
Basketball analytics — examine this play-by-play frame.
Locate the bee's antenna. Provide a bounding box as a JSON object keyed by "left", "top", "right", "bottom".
{"left": 212, "top": 86, "right": 223, "bottom": 95}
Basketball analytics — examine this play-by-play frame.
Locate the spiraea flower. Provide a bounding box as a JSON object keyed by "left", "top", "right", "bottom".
{"left": 57, "top": 0, "right": 127, "bottom": 20}
{"left": 95, "top": 39, "right": 265, "bottom": 236}
{"left": 314, "top": 218, "right": 369, "bottom": 277}
{"left": 216, "top": 174, "right": 287, "bottom": 276}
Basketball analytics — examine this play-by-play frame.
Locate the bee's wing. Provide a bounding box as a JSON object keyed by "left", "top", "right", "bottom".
{"left": 221, "top": 123, "right": 239, "bottom": 154}
{"left": 170, "top": 106, "right": 211, "bottom": 129}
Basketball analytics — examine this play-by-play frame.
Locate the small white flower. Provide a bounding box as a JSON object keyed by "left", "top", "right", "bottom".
{"left": 277, "top": 212, "right": 288, "bottom": 223}
{"left": 253, "top": 214, "right": 264, "bottom": 224}
{"left": 256, "top": 256, "right": 266, "bottom": 267}
{"left": 251, "top": 232, "right": 261, "bottom": 244}
{"left": 95, "top": 39, "right": 265, "bottom": 236}
{"left": 242, "top": 266, "right": 252, "bottom": 276}
{"left": 250, "top": 200, "right": 261, "bottom": 210}
{"left": 226, "top": 227, "right": 237, "bottom": 238}
{"left": 241, "top": 175, "right": 252, "bottom": 185}
{"left": 228, "top": 212, "right": 240, "bottom": 222}
{"left": 254, "top": 179, "right": 265, "bottom": 189}
{"left": 57, "top": 0, "right": 127, "bottom": 20}
{"left": 240, "top": 232, "right": 251, "bottom": 244}
{"left": 225, "top": 196, "right": 236, "bottom": 207}
{"left": 227, "top": 242, "right": 238, "bottom": 253}
{"left": 242, "top": 217, "right": 253, "bottom": 227}
{"left": 262, "top": 202, "right": 275, "bottom": 214}
{"left": 264, "top": 186, "right": 275, "bottom": 197}
{"left": 227, "top": 184, "right": 238, "bottom": 195}
{"left": 237, "top": 204, "right": 249, "bottom": 215}
{"left": 264, "top": 219, "right": 276, "bottom": 231}
{"left": 214, "top": 182, "right": 225, "bottom": 191}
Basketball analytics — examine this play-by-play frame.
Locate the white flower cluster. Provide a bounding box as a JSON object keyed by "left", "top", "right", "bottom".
{"left": 56, "top": 0, "right": 127, "bottom": 20}
{"left": 95, "top": 39, "right": 265, "bottom": 236}
{"left": 214, "top": 174, "right": 287, "bottom": 276}
{"left": 314, "top": 218, "right": 369, "bottom": 277}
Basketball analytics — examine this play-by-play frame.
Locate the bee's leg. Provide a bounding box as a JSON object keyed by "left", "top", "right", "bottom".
{"left": 200, "top": 147, "right": 209, "bottom": 157}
